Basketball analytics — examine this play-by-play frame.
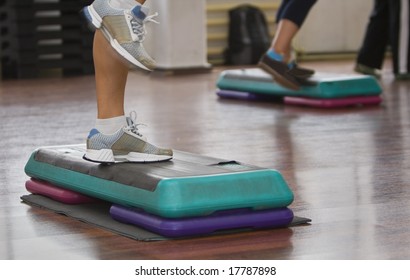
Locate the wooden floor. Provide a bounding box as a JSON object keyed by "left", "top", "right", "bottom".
{"left": 1, "top": 59, "right": 409, "bottom": 260}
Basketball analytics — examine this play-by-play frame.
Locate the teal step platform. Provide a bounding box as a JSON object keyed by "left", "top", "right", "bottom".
{"left": 216, "top": 68, "right": 382, "bottom": 99}
{"left": 24, "top": 145, "right": 294, "bottom": 218}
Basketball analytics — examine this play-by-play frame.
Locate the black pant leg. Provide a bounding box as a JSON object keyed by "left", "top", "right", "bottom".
{"left": 389, "top": 0, "right": 410, "bottom": 74}
{"left": 276, "top": 0, "right": 289, "bottom": 23}
{"left": 276, "top": 0, "right": 317, "bottom": 27}
{"left": 356, "top": 0, "right": 390, "bottom": 69}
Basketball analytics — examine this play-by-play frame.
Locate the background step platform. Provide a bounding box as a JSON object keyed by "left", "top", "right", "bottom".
{"left": 216, "top": 68, "right": 382, "bottom": 99}
{"left": 24, "top": 145, "right": 294, "bottom": 218}
{"left": 216, "top": 89, "right": 383, "bottom": 108}
{"left": 284, "top": 95, "right": 382, "bottom": 108}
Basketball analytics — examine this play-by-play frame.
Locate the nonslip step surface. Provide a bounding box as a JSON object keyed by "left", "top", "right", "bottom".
{"left": 216, "top": 68, "right": 382, "bottom": 99}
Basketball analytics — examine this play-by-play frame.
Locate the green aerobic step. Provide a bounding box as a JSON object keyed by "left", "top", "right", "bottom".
{"left": 24, "top": 145, "right": 294, "bottom": 218}
{"left": 216, "top": 68, "right": 382, "bottom": 99}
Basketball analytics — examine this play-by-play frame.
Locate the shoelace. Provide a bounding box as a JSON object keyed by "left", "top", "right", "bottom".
{"left": 125, "top": 111, "right": 146, "bottom": 137}
{"left": 130, "top": 12, "right": 159, "bottom": 42}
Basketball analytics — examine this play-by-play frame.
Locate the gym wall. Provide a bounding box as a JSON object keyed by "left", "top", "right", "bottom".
{"left": 206, "top": 0, "right": 373, "bottom": 63}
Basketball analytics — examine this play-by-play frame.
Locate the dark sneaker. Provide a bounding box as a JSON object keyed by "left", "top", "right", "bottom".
{"left": 258, "top": 54, "right": 301, "bottom": 90}
{"left": 354, "top": 63, "right": 381, "bottom": 79}
{"left": 395, "top": 73, "right": 410, "bottom": 80}
{"left": 288, "top": 61, "right": 315, "bottom": 79}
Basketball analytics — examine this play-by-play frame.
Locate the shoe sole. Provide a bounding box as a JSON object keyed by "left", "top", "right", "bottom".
{"left": 83, "top": 149, "right": 172, "bottom": 164}
{"left": 82, "top": 6, "right": 152, "bottom": 72}
{"left": 288, "top": 69, "right": 314, "bottom": 79}
{"left": 258, "top": 62, "right": 300, "bottom": 91}
{"left": 354, "top": 65, "right": 381, "bottom": 79}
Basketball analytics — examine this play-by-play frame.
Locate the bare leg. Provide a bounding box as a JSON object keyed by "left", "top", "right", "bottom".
{"left": 258, "top": 0, "right": 316, "bottom": 90}
{"left": 93, "top": 0, "right": 146, "bottom": 119}
{"left": 270, "top": 19, "right": 299, "bottom": 63}
{"left": 85, "top": 0, "right": 173, "bottom": 163}
{"left": 259, "top": 19, "right": 312, "bottom": 90}
{"left": 93, "top": 30, "right": 128, "bottom": 119}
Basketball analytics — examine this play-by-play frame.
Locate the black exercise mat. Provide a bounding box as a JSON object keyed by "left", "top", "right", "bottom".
{"left": 21, "top": 194, "right": 311, "bottom": 241}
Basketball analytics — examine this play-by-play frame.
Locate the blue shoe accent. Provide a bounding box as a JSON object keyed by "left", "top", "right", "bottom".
{"left": 81, "top": 6, "right": 92, "bottom": 22}
{"left": 87, "top": 129, "right": 100, "bottom": 139}
{"left": 80, "top": 7, "right": 97, "bottom": 31}
{"left": 267, "top": 50, "right": 284, "bottom": 62}
{"left": 131, "top": 5, "right": 146, "bottom": 20}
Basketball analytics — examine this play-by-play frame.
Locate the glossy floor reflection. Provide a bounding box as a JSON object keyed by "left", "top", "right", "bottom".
{"left": 0, "top": 59, "right": 409, "bottom": 259}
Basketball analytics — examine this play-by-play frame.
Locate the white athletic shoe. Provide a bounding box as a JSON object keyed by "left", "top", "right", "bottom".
{"left": 82, "top": 0, "right": 158, "bottom": 71}
{"left": 84, "top": 112, "right": 173, "bottom": 163}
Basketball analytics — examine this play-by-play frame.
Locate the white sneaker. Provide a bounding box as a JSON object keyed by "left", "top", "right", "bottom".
{"left": 84, "top": 112, "right": 173, "bottom": 163}
{"left": 82, "top": 0, "right": 158, "bottom": 71}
